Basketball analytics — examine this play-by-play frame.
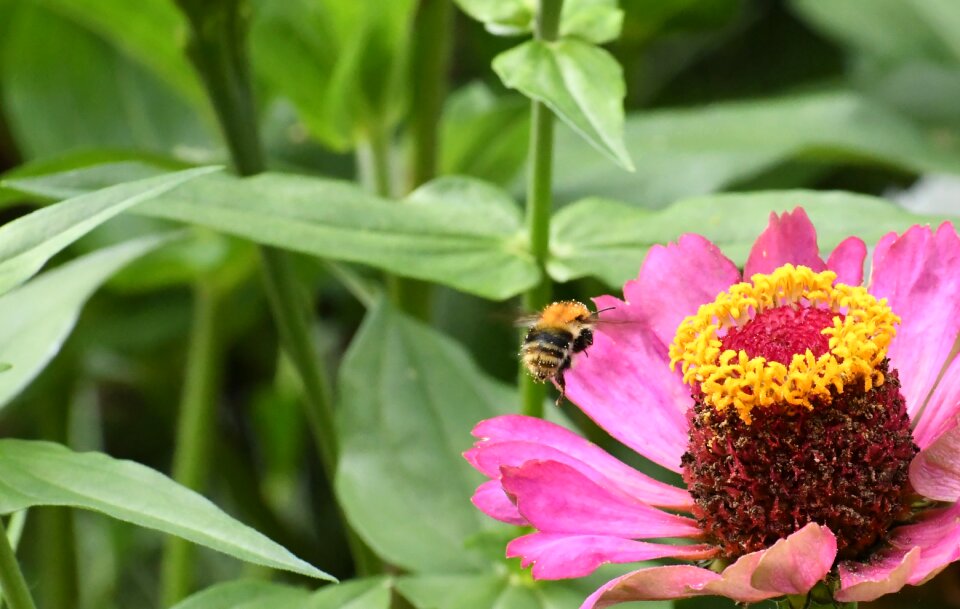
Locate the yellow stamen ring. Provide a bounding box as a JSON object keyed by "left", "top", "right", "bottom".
{"left": 669, "top": 265, "right": 899, "bottom": 424}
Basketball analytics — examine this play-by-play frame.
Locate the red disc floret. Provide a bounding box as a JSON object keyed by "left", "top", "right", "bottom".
{"left": 721, "top": 305, "right": 839, "bottom": 365}
{"left": 682, "top": 361, "right": 917, "bottom": 559}
{"left": 683, "top": 303, "right": 916, "bottom": 559}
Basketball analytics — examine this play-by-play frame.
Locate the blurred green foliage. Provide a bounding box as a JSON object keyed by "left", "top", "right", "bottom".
{"left": 0, "top": 1, "right": 959, "bottom": 609}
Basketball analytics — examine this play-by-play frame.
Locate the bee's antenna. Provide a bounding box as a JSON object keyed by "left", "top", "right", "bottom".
{"left": 595, "top": 306, "right": 616, "bottom": 314}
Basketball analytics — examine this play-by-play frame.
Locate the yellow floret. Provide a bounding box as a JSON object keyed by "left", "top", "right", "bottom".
{"left": 669, "top": 265, "right": 899, "bottom": 424}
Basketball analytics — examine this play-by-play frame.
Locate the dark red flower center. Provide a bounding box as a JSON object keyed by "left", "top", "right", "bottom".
{"left": 681, "top": 304, "right": 918, "bottom": 559}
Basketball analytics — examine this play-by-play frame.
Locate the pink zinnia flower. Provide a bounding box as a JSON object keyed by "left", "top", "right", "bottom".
{"left": 465, "top": 208, "right": 960, "bottom": 607}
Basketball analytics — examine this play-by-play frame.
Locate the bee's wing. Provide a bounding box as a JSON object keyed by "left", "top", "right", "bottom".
{"left": 514, "top": 314, "right": 542, "bottom": 328}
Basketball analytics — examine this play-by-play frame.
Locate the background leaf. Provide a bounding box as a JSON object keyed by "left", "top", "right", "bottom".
{"left": 439, "top": 83, "right": 529, "bottom": 187}
{"left": 453, "top": 0, "right": 621, "bottom": 41}
{"left": 7, "top": 170, "right": 540, "bottom": 300}
{"left": 493, "top": 39, "right": 634, "bottom": 170}
{"left": 549, "top": 190, "right": 945, "bottom": 287}
{"left": 0, "top": 233, "right": 175, "bottom": 407}
{"left": 170, "top": 580, "right": 312, "bottom": 609}
{"left": 551, "top": 91, "right": 960, "bottom": 208}
{"left": 171, "top": 577, "right": 391, "bottom": 609}
{"left": 0, "top": 166, "right": 217, "bottom": 296}
{"left": 0, "top": 2, "right": 214, "bottom": 160}
{"left": 335, "top": 300, "right": 512, "bottom": 573}
{"left": 28, "top": 0, "right": 203, "bottom": 106}
{"left": 0, "top": 439, "right": 334, "bottom": 581}
{"left": 251, "top": 0, "right": 416, "bottom": 148}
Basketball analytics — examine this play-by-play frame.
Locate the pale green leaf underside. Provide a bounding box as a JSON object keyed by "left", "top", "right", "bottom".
{"left": 552, "top": 90, "right": 960, "bottom": 208}
{"left": 549, "top": 190, "right": 946, "bottom": 287}
{"left": 0, "top": 165, "right": 217, "bottom": 296}
{"left": 453, "top": 0, "right": 621, "bottom": 42}
{"left": 0, "top": 439, "right": 333, "bottom": 582}
{"left": 0, "top": 234, "right": 175, "bottom": 408}
{"left": 493, "top": 39, "right": 633, "bottom": 170}
{"left": 7, "top": 171, "right": 539, "bottom": 300}
{"left": 172, "top": 577, "right": 391, "bottom": 609}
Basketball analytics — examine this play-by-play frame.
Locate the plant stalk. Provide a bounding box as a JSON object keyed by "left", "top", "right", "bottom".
{"left": 0, "top": 512, "right": 27, "bottom": 609}
{"left": 357, "top": 129, "right": 432, "bottom": 320}
{"left": 0, "top": 518, "right": 36, "bottom": 609}
{"left": 391, "top": 0, "right": 454, "bottom": 322}
{"left": 409, "top": 0, "right": 452, "bottom": 190}
{"left": 161, "top": 283, "right": 222, "bottom": 605}
{"left": 519, "top": 0, "right": 565, "bottom": 419}
{"left": 37, "top": 366, "right": 78, "bottom": 609}
{"left": 174, "top": 0, "right": 381, "bottom": 575}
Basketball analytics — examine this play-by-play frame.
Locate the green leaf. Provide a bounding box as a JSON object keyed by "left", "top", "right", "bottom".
{"left": 172, "top": 577, "right": 392, "bottom": 609}
{"left": 0, "top": 439, "right": 334, "bottom": 582}
{"left": 170, "top": 580, "right": 311, "bottom": 609}
{"left": 552, "top": 91, "right": 960, "bottom": 208}
{"left": 251, "top": 0, "right": 416, "bottom": 148}
{"left": 398, "top": 572, "right": 670, "bottom": 609}
{"left": 307, "top": 577, "right": 391, "bottom": 609}
{"left": 7, "top": 170, "right": 540, "bottom": 300}
{"left": 0, "top": 166, "right": 218, "bottom": 296}
{"left": 494, "top": 39, "right": 633, "bottom": 171}
{"left": 559, "top": 0, "right": 623, "bottom": 44}
{"left": 453, "top": 0, "right": 621, "bottom": 41}
{"left": 0, "top": 3, "right": 214, "bottom": 159}
{"left": 0, "top": 234, "right": 175, "bottom": 407}
{"left": 335, "top": 300, "right": 513, "bottom": 573}
{"left": 791, "top": 0, "right": 953, "bottom": 62}
{"left": 29, "top": 0, "right": 203, "bottom": 106}
{"left": 452, "top": 0, "right": 533, "bottom": 35}
{"left": 440, "top": 83, "right": 529, "bottom": 186}
{"left": 549, "top": 190, "right": 945, "bottom": 288}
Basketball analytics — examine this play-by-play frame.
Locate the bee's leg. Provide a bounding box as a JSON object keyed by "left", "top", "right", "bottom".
{"left": 555, "top": 370, "right": 566, "bottom": 404}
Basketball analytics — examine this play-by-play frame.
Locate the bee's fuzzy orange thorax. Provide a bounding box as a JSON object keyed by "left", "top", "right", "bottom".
{"left": 539, "top": 301, "right": 591, "bottom": 327}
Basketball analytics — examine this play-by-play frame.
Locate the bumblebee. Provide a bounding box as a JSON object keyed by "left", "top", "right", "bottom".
{"left": 519, "top": 300, "right": 610, "bottom": 402}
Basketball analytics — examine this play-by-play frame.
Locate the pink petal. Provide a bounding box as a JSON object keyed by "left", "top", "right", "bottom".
{"left": 564, "top": 319, "right": 689, "bottom": 472}
{"left": 580, "top": 523, "right": 836, "bottom": 608}
{"left": 826, "top": 236, "right": 867, "bottom": 286}
{"left": 869, "top": 222, "right": 960, "bottom": 420}
{"left": 749, "top": 523, "right": 838, "bottom": 595}
{"left": 471, "top": 479, "right": 526, "bottom": 525}
{"left": 835, "top": 548, "right": 921, "bottom": 603}
{"left": 563, "top": 234, "right": 740, "bottom": 473}
{"left": 506, "top": 532, "right": 717, "bottom": 580}
{"left": 892, "top": 502, "right": 960, "bottom": 584}
{"left": 579, "top": 566, "right": 729, "bottom": 608}
{"left": 910, "top": 421, "right": 960, "bottom": 501}
{"left": 744, "top": 208, "right": 826, "bottom": 278}
{"left": 468, "top": 415, "right": 692, "bottom": 509}
{"left": 836, "top": 502, "right": 960, "bottom": 602}
{"left": 622, "top": 233, "right": 741, "bottom": 349}
{"left": 912, "top": 351, "right": 960, "bottom": 449}
{"left": 499, "top": 460, "right": 702, "bottom": 539}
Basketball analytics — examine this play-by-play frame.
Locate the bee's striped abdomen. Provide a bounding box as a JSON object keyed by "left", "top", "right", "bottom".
{"left": 522, "top": 328, "right": 574, "bottom": 381}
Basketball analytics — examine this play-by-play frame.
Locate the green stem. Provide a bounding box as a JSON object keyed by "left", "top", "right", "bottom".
{"left": 0, "top": 512, "right": 27, "bottom": 609}
{"left": 390, "top": 0, "right": 454, "bottom": 322}
{"left": 408, "top": 0, "right": 452, "bottom": 190}
{"left": 357, "top": 127, "right": 393, "bottom": 198}
{"left": 161, "top": 283, "right": 221, "bottom": 605}
{"left": 258, "top": 250, "right": 338, "bottom": 475}
{"left": 0, "top": 518, "right": 36, "bottom": 609}
{"left": 174, "top": 0, "right": 381, "bottom": 576}
{"left": 357, "top": 129, "right": 432, "bottom": 319}
{"left": 519, "top": 0, "right": 565, "bottom": 419}
{"left": 37, "top": 367, "right": 78, "bottom": 609}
